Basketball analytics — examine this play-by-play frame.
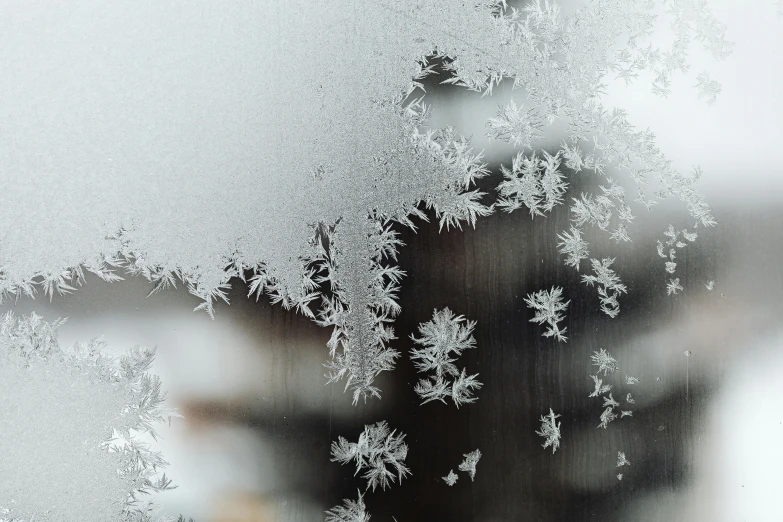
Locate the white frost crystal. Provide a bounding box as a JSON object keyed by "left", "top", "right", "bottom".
{"left": 582, "top": 258, "right": 628, "bottom": 318}
{"left": 330, "top": 421, "right": 411, "bottom": 492}
{"left": 458, "top": 449, "right": 482, "bottom": 482}
{"left": 617, "top": 451, "right": 631, "bottom": 467}
{"left": 325, "top": 491, "right": 371, "bottom": 522}
{"left": 0, "top": 312, "right": 179, "bottom": 522}
{"left": 598, "top": 407, "right": 618, "bottom": 429}
{"left": 589, "top": 374, "right": 613, "bottom": 398}
{"left": 524, "top": 286, "right": 570, "bottom": 342}
{"left": 536, "top": 408, "right": 562, "bottom": 454}
{"left": 443, "top": 470, "right": 459, "bottom": 486}
{"left": 591, "top": 348, "right": 619, "bottom": 376}
{"left": 410, "top": 308, "right": 482, "bottom": 408}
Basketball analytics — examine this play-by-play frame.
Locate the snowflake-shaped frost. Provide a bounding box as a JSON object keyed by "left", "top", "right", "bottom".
{"left": 524, "top": 286, "right": 569, "bottom": 342}
{"left": 557, "top": 227, "right": 589, "bottom": 271}
{"left": 458, "top": 449, "right": 482, "bottom": 482}
{"left": 410, "top": 308, "right": 482, "bottom": 407}
{"left": 443, "top": 470, "right": 459, "bottom": 486}
{"left": 602, "top": 393, "right": 620, "bottom": 408}
{"left": 589, "top": 374, "right": 613, "bottom": 397}
{"left": 497, "top": 151, "right": 567, "bottom": 216}
{"left": 325, "top": 491, "right": 370, "bottom": 522}
{"left": 582, "top": 258, "right": 628, "bottom": 318}
{"left": 535, "top": 408, "right": 562, "bottom": 454}
{"left": 330, "top": 421, "right": 411, "bottom": 491}
{"left": 598, "top": 407, "right": 618, "bottom": 429}
{"left": 591, "top": 348, "right": 619, "bottom": 375}
{"left": 617, "top": 451, "right": 631, "bottom": 467}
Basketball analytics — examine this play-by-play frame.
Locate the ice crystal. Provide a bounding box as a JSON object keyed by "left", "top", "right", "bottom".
{"left": 625, "top": 375, "right": 640, "bottom": 385}
{"left": 0, "top": 312, "right": 179, "bottom": 522}
{"left": 617, "top": 452, "right": 631, "bottom": 467}
{"left": 626, "top": 393, "right": 635, "bottom": 404}
{"left": 667, "top": 278, "right": 684, "bottom": 296}
{"left": 497, "top": 151, "right": 568, "bottom": 216}
{"left": 705, "top": 280, "right": 715, "bottom": 291}
{"left": 589, "top": 374, "right": 613, "bottom": 398}
{"left": 557, "top": 227, "right": 590, "bottom": 271}
{"left": 602, "top": 393, "right": 620, "bottom": 408}
{"left": 325, "top": 491, "right": 370, "bottom": 522}
{"left": 410, "top": 308, "right": 482, "bottom": 407}
{"left": 524, "top": 286, "right": 569, "bottom": 342}
{"left": 617, "top": 473, "right": 623, "bottom": 480}
{"left": 1, "top": 0, "right": 726, "bottom": 403}
{"left": 330, "top": 421, "right": 411, "bottom": 492}
{"left": 486, "top": 99, "right": 544, "bottom": 150}
{"left": 694, "top": 71, "right": 722, "bottom": 105}
{"left": 621, "top": 410, "right": 633, "bottom": 418}
{"left": 591, "top": 348, "right": 619, "bottom": 376}
{"left": 443, "top": 470, "right": 459, "bottom": 486}
{"left": 535, "top": 408, "right": 562, "bottom": 454}
{"left": 598, "top": 407, "right": 618, "bottom": 429}
{"left": 582, "top": 258, "right": 628, "bottom": 318}
{"left": 458, "top": 449, "right": 482, "bottom": 482}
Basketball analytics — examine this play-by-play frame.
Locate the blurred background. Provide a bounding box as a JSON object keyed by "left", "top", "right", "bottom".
{"left": 2, "top": 1, "right": 782, "bottom": 521}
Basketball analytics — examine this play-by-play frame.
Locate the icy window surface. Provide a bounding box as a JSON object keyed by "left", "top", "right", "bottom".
{"left": 0, "top": 313, "right": 177, "bottom": 522}
{"left": 0, "top": 0, "right": 729, "bottom": 402}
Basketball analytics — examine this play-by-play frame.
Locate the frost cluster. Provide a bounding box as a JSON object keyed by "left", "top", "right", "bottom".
{"left": 325, "top": 491, "right": 371, "bottom": 522}
{"left": 330, "top": 421, "right": 411, "bottom": 492}
{"left": 410, "top": 308, "right": 482, "bottom": 407}
{"left": 582, "top": 258, "right": 628, "bottom": 318}
{"left": 458, "top": 449, "right": 482, "bottom": 482}
{"left": 443, "top": 470, "right": 459, "bottom": 486}
{"left": 497, "top": 151, "right": 567, "bottom": 216}
{"left": 524, "top": 286, "right": 570, "bottom": 342}
{"left": 591, "top": 348, "right": 620, "bottom": 376}
{"left": 0, "top": 312, "right": 180, "bottom": 522}
{"left": 535, "top": 408, "right": 562, "bottom": 454}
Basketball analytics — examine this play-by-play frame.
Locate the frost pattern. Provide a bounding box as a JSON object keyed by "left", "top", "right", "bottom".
{"left": 524, "top": 286, "right": 569, "bottom": 342}
{"left": 705, "top": 280, "right": 715, "bottom": 291}
{"left": 486, "top": 99, "right": 544, "bottom": 150}
{"left": 497, "top": 151, "right": 567, "bottom": 216}
{"left": 330, "top": 421, "right": 411, "bottom": 492}
{"left": 0, "top": 312, "right": 180, "bottom": 522}
{"left": 443, "top": 470, "right": 459, "bottom": 486}
{"left": 582, "top": 258, "right": 628, "bottom": 318}
{"left": 0, "top": 0, "right": 726, "bottom": 402}
{"left": 325, "top": 491, "right": 371, "bottom": 522}
{"left": 458, "top": 449, "right": 482, "bottom": 482}
{"left": 598, "top": 407, "right": 618, "bottom": 429}
{"left": 591, "top": 348, "right": 620, "bottom": 376}
{"left": 625, "top": 375, "right": 640, "bottom": 385}
{"left": 626, "top": 393, "right": 635, "bottom": 404}
{"left": 617, "top": 451, "right": 631, "bottom": 467}
{"left": 589, "top": 375, "right": 613, "bottom": 397}
{"left": 410, "top": 308, "right": 482, "bottom": 407}
{"left": 694, "top": 71, "right": 722, "bottom": 105}
{"left": 535, "top": 408, "right": 562, "bottom": 454}
{"left": 602, "top": 393, "right": 620, "bottom": 408}
{"left": 557, "top": 227, "right": 590, "bottom": 271}
{"left": 657, "top": 223, "right": 698, "bottom": 295}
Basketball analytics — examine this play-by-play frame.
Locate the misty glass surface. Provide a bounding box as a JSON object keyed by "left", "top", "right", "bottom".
{"left": 2, "top": 1, "right": 782, "bottom": 521}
